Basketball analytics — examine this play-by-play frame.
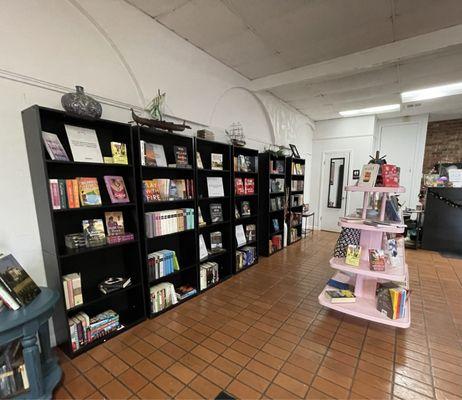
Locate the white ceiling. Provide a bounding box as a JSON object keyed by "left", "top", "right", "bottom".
{"left": 126, "top": 0, "right": 462, "bottom": 121}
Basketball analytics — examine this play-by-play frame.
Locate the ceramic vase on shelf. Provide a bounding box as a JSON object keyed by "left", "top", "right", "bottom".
{"left": 61, "top": 85, "right": 102, "bottom": 119}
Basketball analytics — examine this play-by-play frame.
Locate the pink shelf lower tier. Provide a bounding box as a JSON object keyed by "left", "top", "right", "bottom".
{"left": 329, "top": 257, "right": 407, "bottom": 282}
{"left": 318, "top": 273, "right": 410, "bottom": 328}
{"left": 345, "top": 185, "right": 406, "bottom": 193}
{"left": 339, "top": 220, "right": 405, "bottom": 233}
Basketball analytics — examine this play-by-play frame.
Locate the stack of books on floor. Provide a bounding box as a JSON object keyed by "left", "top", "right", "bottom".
{"left": 235, "top": 246, "right": 257, "bottom": 271}
{"left": 62, "top": 273, "right": 83, "bottom": 310}
{"left": 200, "top": 262, "right": 219, "bottom": 290}
{"left": 376, "top": 283, "right": 408, "bottom": 319}
{"left": 142, "top": 179, "right": 194, "bottom": 202}
{"left": 147, "top": 250, "right": 180, "bottom": 280}
{"left": 145, "top": 208, "right": 195, "bottom": 238}
{"left": 0, "top": 339, "right": 29, "bottom": 398}
{"left": 68, "top": 310, "right": 120, "bottom": 352}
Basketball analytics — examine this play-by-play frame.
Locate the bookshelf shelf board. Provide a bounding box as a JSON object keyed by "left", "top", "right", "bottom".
{"left": 291, "top": 190, "right": 304, "bottom": 195}
{"left": 234, "top": 171, "right": 258, "bottom": 175}
{"left": 148, "top": 264, "right": 197, "bottom": 285}
{"left": 291, "top": 205, "right": 303, "bottom": 210}
{"left": 200, "top": 250, "right": 228, "bottom": 263}
{"left": 237, "top": 240, "right": 257, "bottom": 249}
{"left": 270, "top": 173, "right": 285, "bottom": 178}
{"left": 66, "top": 283, "right": 141, "bottom": 313}
{"left": 235, "top": 215, "right": 257, "bottom": 222}
{"left": 235, "top": 260, "right": 258, "bottom": 274}
{"left": 270, "top": 192, "right": 285, "bottom": 196}
{"left": 270, "top": 247, "right": 284, "bottom": 255}
{"left": 198, "top": 168, "right": 230, "bottom": 174}
{"left": 234, "top": 194, "right": 258, "bottom": 199}
{"left": 59, "top": 240, "right": 138, "bottom": 259}
{"left": 291, "top": 175, "right": 304, "bottom": 180}
{"left": 318, "top": 273, "right": 410, "bottom": 328}
{"left": 271, "top": 229, "right": 283, "bottom": 236}
{"left": 200, "top": 275, "right": 232, "bottom": 293}
{"left": 339, "top": 220, "right": 405, "bottom": 233}
{"left": 269, "top": 209, "right": 284, "bottom": 214}
{"left": 142, "top": 165, "right": 193, "bottom": 172}
{"left": 199, "top": 196, "right": 229, "bottom": 201}
{"left": 329, "top": 257, "right": 407, "bottom": 281}
{"left": 146, "top": 228, "right": 195, "bottom": 240}
{"left": 46, "top": 160, "right": 132, "bottom": 168}
{"left": 199, "top": 220, "right": 230, "bottom": 231}
{"left": 346, "top": 185, "right": 406, "bottom": 193}
{"left": 144, "top": 198, "right": 194, "bottom": 206}
{"left": 53, "top": 203, "right": 136, "bottom": 213}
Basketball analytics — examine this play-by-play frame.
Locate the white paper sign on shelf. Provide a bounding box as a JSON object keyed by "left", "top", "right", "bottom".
{"left": 65, "top": 125, "right": 103, "bottom": 163}
{"left": 235, "top": 224, "right": 247, "bottom": 247}
{"left": 207, "top": 177, "right": 224, "bottom": 197}
{"left": 199, "top": 234, "right": 208, "bottom": 260}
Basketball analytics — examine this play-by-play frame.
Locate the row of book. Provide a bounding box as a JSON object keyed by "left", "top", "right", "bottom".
{"left": 234, "top": 155, "right": 257, "bottom": 173}
{"left": 0, "top": 254, "right": 41, "bottom": 311}
{"left": 291, "top": 162, "right": 305, "bottom": 175}
{"left": 149, "top": 282, "right": 197, "bottom": 314}
{"left": 62, "top": 273, "right": 83, "bottom": 310}
{"left": 291, "top": 180, "right": 304, "bottom": 191}
{"left": 289, "top": 227, "right": 301, "bottom": 243}
{"left": 269, "top": 159, "right": 284, "bottom": 174}
{"left": 270, "top": 178, "right": 284, "bottom": 193}
{"left": 69, "top": 310, "right": 120, "bottom": 352}
{"left": 0, "top": 340, "right": 29, "bottom": 398}
{"left": 376, "top": 283, "right": 408, "bottom": 319}
{"left": 200, "top": 262, "right": 219, "bottom": 291}
{"left": 235, "top": 224, "right": 256, "bottom": 247}
{"left": 42, "top": 128, "right": 128, "bottom": 165}
{"left": 270, "top": 196, "right": 285, "bottom": 211}
{"left": 197, "top": 152, "right": 224, "bottom": 170}
{"left": 140, "top": 141, "right": 191, "bottom": 168}
{"left": 236, "top": 246, "right": 257, "bottom": 271}
{"left": 147, "top": 250, "right": 180, "bottom": 281}
{"left": 145, "top": 208, "right": 195, "bottom": 238}
{"left": 269, "top": 235, "right": 283, "bottom": 254}
{"left": 143, "top": 179, "right": 194, "bottom": 202}
{"left": 235, "top": 178, "right": 255, "bottom": 195}
{"left": 49, "top": 176, "right": 130, "bottom": 209}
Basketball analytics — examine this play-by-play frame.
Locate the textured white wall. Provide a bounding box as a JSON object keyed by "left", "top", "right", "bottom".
{"left": 0, "top": 0, "right": 313, "bottom": 297}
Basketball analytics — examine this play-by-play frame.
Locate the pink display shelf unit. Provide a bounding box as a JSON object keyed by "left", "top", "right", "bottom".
{"left": 319, "top": 185, "right": 411, "bottom": 328}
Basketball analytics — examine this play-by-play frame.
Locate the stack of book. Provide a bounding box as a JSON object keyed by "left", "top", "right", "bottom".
{"left": 235, "top": 246, "right": 257, "bottom": 271}
{"left": 147, "top": 250, "right": 180, "bottom": 281}
{"left": 98, "top": 277, "right": 131, "bottom": 294}
{"left": 0, "top": 340, "right": 29, "bottom": 398}
{"left": 150, "top": 282, "right": 178, "bottom": 314}
{"left": 176, "top": 285, "right": 197, "bottom": 301}
{"left": 270, "top": 235, "right": 282, "bottom": 254}
{"left": 200, "top": 262, "right": 219, "bottom": 290}
{"left": 270, "top": 178, "right": 284, "bottom": 193}
{"left": 197, "top": 129, "right": 215, "bottom": 141}
{"left": 142, "top": 179, "right": 194, "bottom": 202}
{"left": 291, "top": 163, "right": 304, "bottom": 175}
{"left": 68, "top": 310, "right": 120, "bottom": 351}
{"left": 0, "top": 254, "right": 41, "bottom": 311}
{"left": 62, "top": 273, "right": 83, "bottom": 310}
{"left": 145, "top": 208, "right": 195, "bottom": 238}
{"left": 376, "top": 283, "right": 408, "bottom": 319}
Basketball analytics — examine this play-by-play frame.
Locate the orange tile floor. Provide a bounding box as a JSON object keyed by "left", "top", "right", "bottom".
{"left": 53, "top": 231, "right": 462, "bottom": 399}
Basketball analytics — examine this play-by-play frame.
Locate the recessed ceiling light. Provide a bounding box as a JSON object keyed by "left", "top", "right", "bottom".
{"left": 339, "top": 104, "right": 400, "bottom": 117}
{"left": 401, "top": 82, "right": 462, "bottom": 103}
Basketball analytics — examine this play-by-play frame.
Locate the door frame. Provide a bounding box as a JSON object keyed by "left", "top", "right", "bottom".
{"left": 318, "top": 149, "right": 352, "bottom": 231}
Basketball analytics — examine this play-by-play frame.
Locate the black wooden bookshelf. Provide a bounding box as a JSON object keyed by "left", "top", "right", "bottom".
{"left": 195, "top": 138, "right": 233, "bottom": 289}
{"left": 286, "top": 157, "right": 306, "bottom": 246}
{"left": 22, "top": 106, "right": 146, "bottom": 357}
{"left": 133, "top": 127, "right": 199, "bottom": 317}
{"left": 232, "top": 146, "right": 259, "bottom": 273}
{"left": 258, "top": 153, "right": 287, "bottom": 256}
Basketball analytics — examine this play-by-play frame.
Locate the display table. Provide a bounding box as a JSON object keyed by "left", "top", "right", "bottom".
{"left": 0, "top": 287, "right": 61, "bottom": 399}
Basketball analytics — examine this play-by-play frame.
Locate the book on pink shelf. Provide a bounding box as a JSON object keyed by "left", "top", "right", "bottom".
{"left": 104, "top": 176, "right": 130, "bottom": 203}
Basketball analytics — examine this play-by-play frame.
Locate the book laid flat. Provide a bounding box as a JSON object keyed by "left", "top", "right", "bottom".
{"left": 324, "top": 289, "right": 356, "bottom": 303}
{"left": 42, "top": 131, "right": 69, "bottom": 161}
{"left": 65, "top": 125, "right": 103, "bottom": 163}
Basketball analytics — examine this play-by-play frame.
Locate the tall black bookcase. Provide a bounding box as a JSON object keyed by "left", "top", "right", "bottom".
{"left": 232, "top": 146, "right": 259, "bottom": 273}
{"left": 286, "top": 156, "right": 306, "bottom": 246}
{"left": 22, "top": 106, "right": 146, "bottom": 357}
{"left": 258, "top": 153, "right": 287, "bottom": 256}
{"left": 195, "top": 138, "right": 233, "bottom": 290}
{"left": 133, "top": 127, "right": 199, "bottom": 317}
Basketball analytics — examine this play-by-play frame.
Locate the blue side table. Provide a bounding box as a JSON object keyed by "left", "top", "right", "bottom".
{"left": 0, "top": 287, "right": 62, "bottom": 399}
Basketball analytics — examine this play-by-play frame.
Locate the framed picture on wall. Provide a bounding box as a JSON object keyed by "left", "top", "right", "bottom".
{"left": 289, "top": 144, "right": 300, "bottom": 158}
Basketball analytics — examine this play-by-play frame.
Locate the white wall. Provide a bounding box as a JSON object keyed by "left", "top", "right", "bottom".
{"left": 311, "top": 116, "right": 376, "bottom": 228}
{"left": 0, "top": 0, "right": 313, "bottom": 311}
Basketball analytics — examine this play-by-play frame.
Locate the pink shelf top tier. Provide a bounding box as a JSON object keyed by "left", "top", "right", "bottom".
{"left": 339, "top": 220, "right": 405, "bottom": 233}
{"left": 329, "top": 257, "right": 407, "bottom": 282}
{"left": 346, "top": 185, "right": 406, "bottom": 193}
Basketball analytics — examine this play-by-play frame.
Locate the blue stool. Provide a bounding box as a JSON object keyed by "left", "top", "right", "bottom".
{"left": 0, "top": 287, "right": 61, "bottom": 399}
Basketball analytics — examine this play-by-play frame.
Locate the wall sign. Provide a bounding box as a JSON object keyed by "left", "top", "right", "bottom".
{"left": 352, "top": 169, "right": 360, "bottom": 180}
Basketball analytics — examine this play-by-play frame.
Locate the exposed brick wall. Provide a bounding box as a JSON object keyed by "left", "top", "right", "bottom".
{"left": 423, "top": 119, "right": 462, "bottom": 172}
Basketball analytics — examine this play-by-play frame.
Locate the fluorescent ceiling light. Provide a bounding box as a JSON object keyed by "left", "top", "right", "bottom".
{"left": 401, "top": 81, "right": 462, "bottom": 102}
{"left": 339, "top": 104, "right": 400, "bottom": 117}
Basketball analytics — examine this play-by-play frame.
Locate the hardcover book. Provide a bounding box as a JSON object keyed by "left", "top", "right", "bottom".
{"left": 211, "top": 153, "right": 223, "bottom": 170}
{"left": 210, "top": 231, "right": 223, "bottom": 252}
{"left": 78, "top": 177, "right": 102, "bottom": 206}
{"left": 174, "top": 145, "right": 189, "bottom": 167}
{"left": 198, "top": 207, "right": 206, "bottom": 227}
{"left": 369, "top": 249, "right": 386, "bottom": 271}
{"left": 358, "top": 164, "right": 379, "bottom": 187}
{"left": 0, "top": 254, "right": 41, "bottom": 307}
{"left": 199, "top": 234, "right": 208, "bottom": 260}
{"left": 244, "top": 178, "right": 255, "bottom": 195}
{"left": 82, "top": 219, "right": 106, "bottom": 247}
{"left": 235, "top": 205, "right": 240, "bottom": 219}
{"left": 41, "top": 131, "right": 69, "bottom": 161}
{"left": 209, "top": 203, "right": 223, "bottom": 223}
{"left": 104, "top": 211, "right": 125, "bottom": 236}
{"left": 104, "top": 176, "right": 129, "bottom": 203}
{"left": 245, "top": 224, "right": 256, "bottom": 242}
{"left": 65, "top": 125, "right": 103, "bottom": 163}
{"left": 235, "top": 224, "right": 247, "bottom": 247}
{"left": 381, "top": 164, "right": 400, "bottom": 187}
{"left": 272, "top": 219, "right": 279, "bottom": 232}
{"left": 345, "top": 245, "right": 361, "bottom": 267}
{"left": 145, "top": 143, "right": 167, "bottom": 167}
{"left": 241, "top": 201, "right": 250, "bottom": 216}
{"left": 234, "top": 178, "right": 244, "bottom": 195}
{"left": 110, "top": 142, "right": 128, "bottom": 164}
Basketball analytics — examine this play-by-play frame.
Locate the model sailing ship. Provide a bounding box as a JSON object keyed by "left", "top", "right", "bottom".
{"left": 226, "top": 122, "right": 245, "bottom": 146}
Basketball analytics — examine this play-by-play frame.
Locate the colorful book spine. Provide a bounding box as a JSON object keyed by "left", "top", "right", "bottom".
{"left": 49, "top": 179, "right": 61, "bottom": 210}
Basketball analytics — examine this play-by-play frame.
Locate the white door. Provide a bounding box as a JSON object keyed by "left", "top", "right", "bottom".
{"left": 320, "top": 151, "right": 350, "bottom": 232}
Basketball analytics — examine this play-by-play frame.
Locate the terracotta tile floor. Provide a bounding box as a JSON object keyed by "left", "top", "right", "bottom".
{"left": 53, "top": 231, "right": 462, "bottom": 399}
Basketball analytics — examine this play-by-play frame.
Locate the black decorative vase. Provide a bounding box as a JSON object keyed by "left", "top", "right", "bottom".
{"left": 61, "top": 86, "right": 102, "bottom": 119}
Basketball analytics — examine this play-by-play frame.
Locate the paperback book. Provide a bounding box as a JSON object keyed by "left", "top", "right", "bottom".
{"left": 325, "top": 289, "right": 356, "bottom": 303}
{"left": 200, "top": 262, "right": 219, "bottom": 290}
{"left": 345, "top": 245, "right": 361, "bottom": 267}
{"left": 110, "top": 142, "right": 128, "bottom": 164}
{"left": 207, "top": 177, "right": 224, "bottom": 197}
{"left": 104, "top": 211, "right": 125, "bottom": 236}
{"left": 78, "top": 177, "right": 102, "bottom": 206}
{"left": 173, "top": 145, "right": 189, "bottom": 168}
{"left": 62, "top": 273, "right": 83, "bottom": 310}
{"left": 358, "top": 164, "right": 379, "bottom": 187}
{"left": 98, "top": 277, "right": 131, "bottom": 295}
{"left": 210, "top": 231, "right": 223, "bottom": 253}
{"left": 211, "top": 153, "right": 223, "bottom": 170}
{"left": 241, "top": 201, "right": 250, "bottom": 216}
{"left": 42, "top": 131, "right": 69, "bottom": 161}
{"left": 209, "top": 203, "right": 223, "bottom": 223}
{"left": 196, "top": 152, "right": 204, "bottom": 169}
{"left": 104, "top": 176, "right": 130, "bottom": 203}
{"left": 82, "top": 219, "right": 106, "bottom": 247}
{"left": 142, "top": 142, "right": 167, "bottom": 167}
{"left": 369, "top": 249, "right": 386, "bottom": 271}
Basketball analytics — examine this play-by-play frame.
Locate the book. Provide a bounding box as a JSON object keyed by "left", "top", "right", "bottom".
{"left": 105, "top": 211, "right": 125, "bottom": 236}
{"left": 0, "top": 254, "right": 41, "bottom": 307}
{"left": 235, "top": 205, "right": 240, "bottom": 219}
{"left": 381, "top": 164, "right": 400, "bottom": 187}
{"left": 325, "top": 289, "right": 356, "bottom": 303}
{"left": 234, "top": 178, "right": 244, "bottom": 195}
{"left": 174, "top": 145, "right": 189, "bottom": 167}
{"left": 209, "top": 203, "right": 223, "bottom": 223}
{"left": 78, "top": 177, "right": 102, "bottom": 206}
{"left": 207, "top": 177, "right": 224, "bottom": 197}
{"left": 147, "top": 250, "right": 179, "bottom": 280}
{"left": 345, "top": 245, "right": 361, "bottom": 267}
{"left": 198, "top": 207, "right": 206, "bottom": 227}
{"left": 176, "top": 285, "right": 197, "bottom": 300}
{"left": 199, "top": 234, "right": 208, "bottom": 260}
{"left": 358, "top": 164, "right": 379, "bottom": 187}
{"left": 62, "top": 273, "right": 83, "bottom": 309}
{"left": 196, "top": 152, "right": 204, "bottom": 169}
{"left": 272, "top": 219, "right": 280, "bottom": 232}
{"left": 82, "top": 219, "right": 106, "bottom": 247}
{"left": 369, "top": 249, "right": 386, "bottom": 271}
{"left": 0, "top": 339, "right": 30, "bottom": 398}
{"left": 244, "top": 178, "right": 255, "bottom": 195}
{"left": 144, "top": 208, "right": 195, "bottom": 238}
{"left": 104, "top": 176, "right": 129, "bottom": 203}
{"left": 235, "top": 224, "right": 247, "bottom": 247}
{"left": 144, "top": 143, "right": 167, "bottom": 167}
{"left": 235, "top": 246, "right": 257, "bottom": 270}
{"left": 41, "top": 131, "right": 69, "bottom": 161}
{"left": 200, "top": 262, "right": 219, "bottom": 290}
{"left": 110, "top": 142, "right": 128, "bottom": 164}
{"left": 211, "top": 153, "right": 223, "bottom": 170}
{"left": 65, "top": 125, "right": 103, "bottom": 163}
{"left": 210, "top": 231, "right": 223, "bottom": 253}
{"left": 245, "top": 224, "right": 256, "bottom": 242}
{"left": 98, "top": 277, "right": 131, "bottom": 295}
{"left": 49, "top": 179, "right": 61, "bottom": 209}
